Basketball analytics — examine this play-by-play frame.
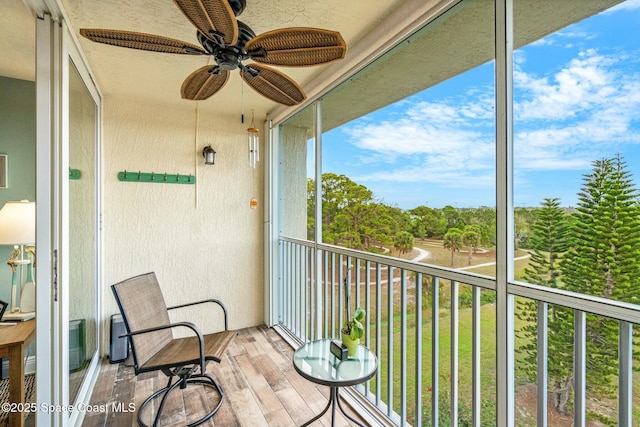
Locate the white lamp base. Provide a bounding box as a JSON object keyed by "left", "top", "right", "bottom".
{"left": 3, "top": 310, "right": 35, "bottom": 321}
{"left": 9, "top": 259, "right": 30, "bottom": 312}
{"left": 20, "top": 281, "right": 35, "bottom": 313}
{"left": 10, "top": 282, "right": 18, "bottom": 312}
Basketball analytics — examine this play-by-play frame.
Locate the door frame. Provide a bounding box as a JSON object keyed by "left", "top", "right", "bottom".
{"left": 35, "top": 10, "right": 103, "bottom": 426}
{"left": 63, "top": 21, "right": 103, "bottom": 427}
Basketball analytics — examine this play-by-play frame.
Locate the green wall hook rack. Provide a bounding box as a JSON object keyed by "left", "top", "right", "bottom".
{"left": 69, "top": 168, "right": 81, "bottom": 180}
{"left": 117, "top": 170, "right": 195, "bottom": 185}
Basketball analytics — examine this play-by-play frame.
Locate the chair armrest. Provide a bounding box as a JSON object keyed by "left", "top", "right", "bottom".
{"left": 167, "top": 299, "right": 229, "bottom": 331}
{"left": 122, "top": 322, "right": 206, "bottom": 370}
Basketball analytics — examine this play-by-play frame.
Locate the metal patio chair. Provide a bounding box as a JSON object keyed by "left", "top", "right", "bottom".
{"left": 111, "top": 272, "right": 236, "bottom": 427}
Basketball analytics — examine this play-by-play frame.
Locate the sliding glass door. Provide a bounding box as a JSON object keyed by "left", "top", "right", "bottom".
{"left": 35, "top": 13, "right": 102, "bottom": 426}
{"left": 66, "top": 38, "right": 101, "bottom": 425}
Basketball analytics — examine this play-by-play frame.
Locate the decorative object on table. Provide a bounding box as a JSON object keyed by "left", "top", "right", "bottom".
{"left": 20, "top": 245, "right": 36, "bottom": 313}
{"left": 3, "top": 259, "right": 34, "bottom": 321}
{"left": 0, "top": 200, "right": 36, "bottom": 317}
{"left": 341, "top": 274, "right": 366, "bottom": 357}
{"left": 7, "top": 255, "right": 29, "bottom": 312}
{"left": 330, "top": 339, "right": 348, "bottom": 361}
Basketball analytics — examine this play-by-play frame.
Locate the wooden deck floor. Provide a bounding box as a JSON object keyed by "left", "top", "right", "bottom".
{"left": 81, "top": 326, "right": 367, "bottom": 427}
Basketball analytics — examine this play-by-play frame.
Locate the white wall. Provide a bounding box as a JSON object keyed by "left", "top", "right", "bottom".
{"left": 101, "top": 96, "right": 264, "bottom": 353}
{"left": 0, "top": 76, "right": 36, "bottom": 305}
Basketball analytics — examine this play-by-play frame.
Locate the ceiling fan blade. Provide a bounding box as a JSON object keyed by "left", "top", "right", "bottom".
{"left": 80, "top": 29, "right": 207, "bottom": 55}
{"left": 173, "top": 0, "right": 238, "bottom": 46}
{"left": 245, "top": 27, "right": 346, "bottom": 67}
{"left": 181, "top": 66, "right": 230, "bottom": 100}
{"left": 241, "top": 64, "right": 306, "bottom": 106}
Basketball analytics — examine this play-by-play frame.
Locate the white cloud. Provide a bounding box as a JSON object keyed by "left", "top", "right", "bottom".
{"left": 514, "top": 48, "right": 640, "bottom": 170}
{"left": 343, "top": 95, "right": 495, "bottom": 187}
{"left": 514, "top": 49, "right": 618, "bottom": 121}
{"left": 337, "top": 43, "right": 640, "bottom": 194}
{"left": 354, "top": 167, "right": 495, "bottom": 189}
{"left": 605, "top": 0, "right": 640, "bottom": 13}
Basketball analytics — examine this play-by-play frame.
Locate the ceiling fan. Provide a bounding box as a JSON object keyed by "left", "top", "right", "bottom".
{"left": 80, "top": 0, "right": 347, "bottom": 106}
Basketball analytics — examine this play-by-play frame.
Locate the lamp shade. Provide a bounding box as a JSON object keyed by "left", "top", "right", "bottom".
{"left": 0, "top": 200, "right": 36, "bottom": 245}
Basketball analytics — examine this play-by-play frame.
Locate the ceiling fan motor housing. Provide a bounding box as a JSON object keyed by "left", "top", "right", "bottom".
{"left": 197, "top": 20, "right": 258, "bottom": 72}
{"left": 215, "top": 49, "right": 243, "bottom": 70}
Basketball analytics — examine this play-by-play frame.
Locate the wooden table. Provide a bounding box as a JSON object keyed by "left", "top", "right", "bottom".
{"left": 0, "top": 319, "right": 36, "bottom": 427}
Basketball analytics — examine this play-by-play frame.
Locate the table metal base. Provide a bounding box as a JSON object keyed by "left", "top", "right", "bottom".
{"left": 301, "top": 386, "right": 367, "bottom": 427}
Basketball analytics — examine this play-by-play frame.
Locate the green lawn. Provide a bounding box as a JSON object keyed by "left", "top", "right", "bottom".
{"left": 369, "top": 303, "right": 497, "bottom": 425}
{"left": 360, "top": 239, "right": 640, "bottom": 425}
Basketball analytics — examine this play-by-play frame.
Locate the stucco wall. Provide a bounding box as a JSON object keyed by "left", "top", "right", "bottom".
{"left": 281, "top": 125, "right": 309, "bottom": 240}
{"left": 101, "top": 96, "right": 264, "bottom": 353}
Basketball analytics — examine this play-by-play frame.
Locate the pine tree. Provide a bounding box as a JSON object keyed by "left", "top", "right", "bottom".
{"left": 516, "top": 198, "right": 573, "bottom": 414}
{"left": 560, "top": 155, "right": 640, "bottom": 414}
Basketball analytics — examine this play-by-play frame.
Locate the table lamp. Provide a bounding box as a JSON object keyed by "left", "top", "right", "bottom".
{"left": 0, "top": 200, "right": 36, "bottom": 314}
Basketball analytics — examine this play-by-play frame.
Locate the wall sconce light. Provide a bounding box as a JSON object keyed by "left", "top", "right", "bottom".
{"left": 202, "top": 145, "right": 216, "bottom": 165}
{"left": 248, "top": 110, "right": 259, "bottom": 168}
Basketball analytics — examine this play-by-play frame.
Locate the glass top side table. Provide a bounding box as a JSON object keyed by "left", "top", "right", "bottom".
{"left": 293, "top": 339, "right": 377, "bottom": 426}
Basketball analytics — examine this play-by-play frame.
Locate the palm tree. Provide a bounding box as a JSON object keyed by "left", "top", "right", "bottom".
{"left": 393, "top": 231, "right": 414, "bottom": 254}
{"left": 443, "top": 228, "right": 462, "bottom": 266}
{"left": 462, "top": 225, "right": 482, "bottom": 265}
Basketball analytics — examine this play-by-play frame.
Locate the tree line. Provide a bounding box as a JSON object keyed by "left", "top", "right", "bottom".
{"left": 307, "top": 172, "right": 560, "bottom": 258}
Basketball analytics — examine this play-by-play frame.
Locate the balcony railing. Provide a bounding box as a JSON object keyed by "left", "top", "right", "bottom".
{"left": 278, "top": 236, "right": 640, "bottom": 426}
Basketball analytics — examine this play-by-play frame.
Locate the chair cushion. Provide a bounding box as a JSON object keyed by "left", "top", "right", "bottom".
{"left": 139, "top": 330, "right": 236, "bottom": 372}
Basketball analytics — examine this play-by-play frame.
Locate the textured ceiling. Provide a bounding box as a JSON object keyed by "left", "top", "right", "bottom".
{"left": 0, "top": 0, "right": 404, "bottom": 117}
{"left": 63, "top": 0, "right": 403, "bottom": 117}
{"left": 0, "top": 0, "right": 35, "bottom": 81}
{"left": 2, "top": 0, "right": 624, "bottom": 124}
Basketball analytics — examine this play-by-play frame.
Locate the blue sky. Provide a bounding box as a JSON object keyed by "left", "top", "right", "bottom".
{"left": 321, "top": 0, "right": 640, "bottom": 209}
